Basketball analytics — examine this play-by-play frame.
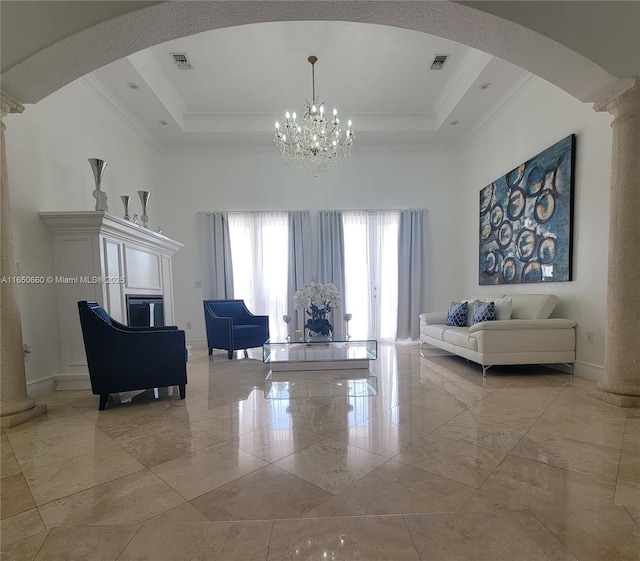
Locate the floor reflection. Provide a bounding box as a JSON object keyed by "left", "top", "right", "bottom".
{"left": 3, "top": 343, "right": 638, "bottom": 561}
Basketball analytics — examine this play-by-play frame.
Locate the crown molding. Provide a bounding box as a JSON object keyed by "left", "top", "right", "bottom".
{"left": 81, "top": 74, "right": 163, "bottom": 151}
{"left": 164, "top": 142, "right": 457, "bottom": 155}
{"left": 458, "top": 71, "right": 536, "bottom": 148}
{"left": 181, "top": 111, "right": 438, "bottom": 133}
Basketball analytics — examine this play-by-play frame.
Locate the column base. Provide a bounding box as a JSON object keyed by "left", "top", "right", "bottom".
{"left": 0, "top": 403, "right": 47, "bottom": 428}
{"left": 587, "top": 387, "right": 640, "bottom": 407}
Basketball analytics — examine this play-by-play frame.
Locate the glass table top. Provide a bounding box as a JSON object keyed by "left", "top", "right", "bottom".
{"left": 263, "top": 338, "right": 377, "bottom": 364}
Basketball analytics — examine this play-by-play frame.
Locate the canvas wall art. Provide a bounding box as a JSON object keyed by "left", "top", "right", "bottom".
{"left": 479, "top": 134, "right": 575, "bottom": 285}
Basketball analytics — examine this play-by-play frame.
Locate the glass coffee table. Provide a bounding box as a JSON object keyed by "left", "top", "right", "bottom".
{"left": 263, "top": 337, "right": 377, "bottom": 372}
{"left": 263, "top": 337, "right": 378, "bottom": 399}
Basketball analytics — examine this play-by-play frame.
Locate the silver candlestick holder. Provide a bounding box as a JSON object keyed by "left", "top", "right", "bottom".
{"left": 283, "top": 314, "right": 292, "bottom": 341}
{"left": 344, "top": 313, "right": 352, "bottom": 339}
{"left": 137, "top": 190, "right": 151, "bottom": 228}
{"left": 89, "top": 158, "right": 108, "bottom": 211}
{"left": 120, "top": 195, "right": 131, "bottom": 220}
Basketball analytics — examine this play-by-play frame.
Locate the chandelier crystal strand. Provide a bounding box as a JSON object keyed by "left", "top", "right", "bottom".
{"left": 275, "top": 56, "right": 354, "bottom": 177}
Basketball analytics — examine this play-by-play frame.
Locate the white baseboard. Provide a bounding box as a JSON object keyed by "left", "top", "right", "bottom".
{"left": 26, "top": 376, "right": 56, "bottom": 397}
{"left": 54, "top": 374, "right": 91, "bottom": 391}
{"left": 573, "top": 361, "right": 604, "bottom": 382}
{"left": 186, "top": 339, "right": 207, "bottom": 349}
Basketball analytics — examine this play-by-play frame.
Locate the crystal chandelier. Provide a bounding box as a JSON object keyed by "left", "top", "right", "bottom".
{"left": 275, "top": 56, "right": 354, "bottom": 176}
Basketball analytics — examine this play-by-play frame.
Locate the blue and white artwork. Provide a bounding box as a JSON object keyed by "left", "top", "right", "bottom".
{"left": 479, "top": 134, "right": 575, "bottom": 285}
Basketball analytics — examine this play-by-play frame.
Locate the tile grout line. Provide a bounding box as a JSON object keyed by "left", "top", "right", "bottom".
{"left": 457, "top": 389, "right": 562, "bottom": 512}
{"left": 526, "top": 508, "right": 582, "bottom": 561}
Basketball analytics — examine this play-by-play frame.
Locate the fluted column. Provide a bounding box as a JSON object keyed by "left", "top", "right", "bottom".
{"left": 1, "top": 91, "right": 47, "bottom": 427}
{"left": 589, "top": 80, "right": 640, "bottom": 407}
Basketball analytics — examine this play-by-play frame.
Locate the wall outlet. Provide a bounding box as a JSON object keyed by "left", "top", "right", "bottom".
{"left": 587, "top": 331, "right": 594, "bottom": 344}
{"left": 194, "top": 281, "right": 202, "bottom": 289}
{"left": 186, "top": 321, "right": 192, "bottom": 330}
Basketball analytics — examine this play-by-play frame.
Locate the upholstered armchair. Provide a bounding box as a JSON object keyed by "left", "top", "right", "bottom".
{"left": 203, "top": 299, "right": 269, "bottom": 359}
{"left": 78, "top": 301, "right": 187, "bottom": 410}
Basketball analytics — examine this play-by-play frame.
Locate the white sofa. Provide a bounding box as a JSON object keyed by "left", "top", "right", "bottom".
{"left": 419, "top": 294, "right": 576, "bottom": 376}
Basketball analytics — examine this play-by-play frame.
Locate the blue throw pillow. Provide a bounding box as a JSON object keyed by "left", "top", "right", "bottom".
{"left": 473, "top": 301, "right": 496, "bottom": 324}
{"left": 446, "top": 301, "right": 468, "bottom": 327}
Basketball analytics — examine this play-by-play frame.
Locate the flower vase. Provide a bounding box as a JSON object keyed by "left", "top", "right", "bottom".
{"left": 120, "top": 195, "right": 131, "bottom": 220}
{"left": 307, "top": 330, "right": 332, "bottom": 343}
{"left": 137, "top": 190, "right": 151, "bottom": 228}
{"left": 89, "top": 158, "right": 108, "bottom": 211}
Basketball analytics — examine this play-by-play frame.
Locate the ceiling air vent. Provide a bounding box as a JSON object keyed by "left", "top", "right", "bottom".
{"left": 430, "top": 55, "right": 449, "bottom": 70}
{"left": 170, "top": 53, "right": 193, "bottom": 70}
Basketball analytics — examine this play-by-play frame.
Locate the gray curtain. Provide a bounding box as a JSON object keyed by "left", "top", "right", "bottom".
{"left": 287, "top": 211, "right": 312, "bottom": 331}
{"left": 397, "top": 209, "right": 427, "bottom": 339}
{"left": 198, "top": 212, "right": 234, "bottom": 299}
{"left": 316, "top": 211, "right": 346, "bottom": 338}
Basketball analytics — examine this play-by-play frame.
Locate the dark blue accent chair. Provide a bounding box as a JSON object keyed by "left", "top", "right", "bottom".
{"left": 78, "top": 301, "right": 187, "bottom": 410}
{"left": 203, "top": 299, "right": 269, "bottom": 359}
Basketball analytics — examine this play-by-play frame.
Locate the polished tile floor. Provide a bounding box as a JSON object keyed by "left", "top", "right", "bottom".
{"left": 2, "top": 344, "right": 639, "bottom": 560}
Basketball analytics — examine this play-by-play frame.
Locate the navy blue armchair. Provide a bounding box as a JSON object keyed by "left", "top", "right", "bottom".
{"left": 203, "top": 300, "right": 269, "bottom": 359}
{"left": 78, "top": 301, "right": 187, "bottom": 410}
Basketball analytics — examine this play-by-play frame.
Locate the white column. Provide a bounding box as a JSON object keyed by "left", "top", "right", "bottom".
{"left": 0, "top": 91, "right": 47, "bottom": 427}
{"left": 589, "top": 80, "right": 640, "bottom": 407}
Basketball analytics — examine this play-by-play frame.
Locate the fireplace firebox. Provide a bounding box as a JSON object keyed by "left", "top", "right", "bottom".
{"left": 126, "top": 295, "right": 165, "bottom": 327}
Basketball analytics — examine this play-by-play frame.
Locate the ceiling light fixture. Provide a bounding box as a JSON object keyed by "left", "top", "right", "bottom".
{"left": 275, "top": 56, "right": 354, "bottom": 176}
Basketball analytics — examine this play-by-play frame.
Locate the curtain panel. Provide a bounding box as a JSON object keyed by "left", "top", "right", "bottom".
{"left": 397, "top": 209, "right": 427, "bottom": 340}
{"left": 287, "top": 211, "right": 312, "bottom": 332}
{"left": 316, "top": 211, "right": 346, "bottom": 338}
{"left": 198, "top": 212, "right": 234, "bottom": 300}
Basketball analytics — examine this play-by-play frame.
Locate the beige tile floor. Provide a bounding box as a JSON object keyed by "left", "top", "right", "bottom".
{"left": 2, "top": 344, "right": 639, "bottom": 560}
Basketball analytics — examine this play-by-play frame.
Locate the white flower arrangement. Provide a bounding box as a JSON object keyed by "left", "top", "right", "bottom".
{"left": 293, "top": 282, "right": 342, "bottom": 337}
{"left": 293, "top": 282, "right": 342, "bottom": 311}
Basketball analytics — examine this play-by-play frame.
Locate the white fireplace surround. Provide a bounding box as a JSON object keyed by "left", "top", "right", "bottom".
{"left": 40, "top": 211, "right": 183, "bottom": 389}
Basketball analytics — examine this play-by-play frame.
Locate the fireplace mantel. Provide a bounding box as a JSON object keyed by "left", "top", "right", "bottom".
{"left": 40, "top": 211, "right": 183, "bottom": 386}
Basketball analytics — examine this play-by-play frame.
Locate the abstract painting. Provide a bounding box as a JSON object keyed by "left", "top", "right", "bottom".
{"left": 479, "top": 134, "right": 575, "bottom": 285}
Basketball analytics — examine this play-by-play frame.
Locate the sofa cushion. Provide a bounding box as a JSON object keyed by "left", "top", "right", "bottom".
{"left": 233, "top": 324, "right": 267, "bottom": 338}
{"left": 493, "top": 296, "right": 513, "bottom": 320}
{"left": 446, "top": 302, "right": 468, "bottom": 327}
{"left": 442, "top": 327, "right": 478, "bottom": 351}
{"left": 511, "top": 294, "right": 558, "bottom": 319}
{"left": 422, "top": 324, "right": 448, "bottom": 341}
{"left": 473, "top": 301, "right": 496, "bottom": 324}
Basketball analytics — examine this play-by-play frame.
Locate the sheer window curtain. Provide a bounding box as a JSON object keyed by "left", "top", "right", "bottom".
{"left": 228, "top": 212, "right": 289, "bottom": 339}
{"left": 316, "top": 211, "right": 346, "bottom": 338}
{"left": 198, "top": 212, "right": 234, "bottom": 299}
{"left": 342, "top": 211, "right": 371, "bottom": 339}
{"left": 397, "top": 209, "right": 427, "bottom": 340}
{"left": 287, "top": 211, "right": 312, "bottom": 332}
{"left": 343, "top": 210, "right": 399, "bottom": 341}
{"left": 376, "top": 211, "right": 400, "bottom": 341}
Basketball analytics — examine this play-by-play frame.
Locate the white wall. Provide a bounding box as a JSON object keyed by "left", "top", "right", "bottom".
{"left": 458, "top": 77, "right": 613, "bottom": 373}
{"left": 5, "top": 79, "right": 163, "bottom": 386}
{"left": 160, "top": 147, "right": 461, "bottom": 346}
